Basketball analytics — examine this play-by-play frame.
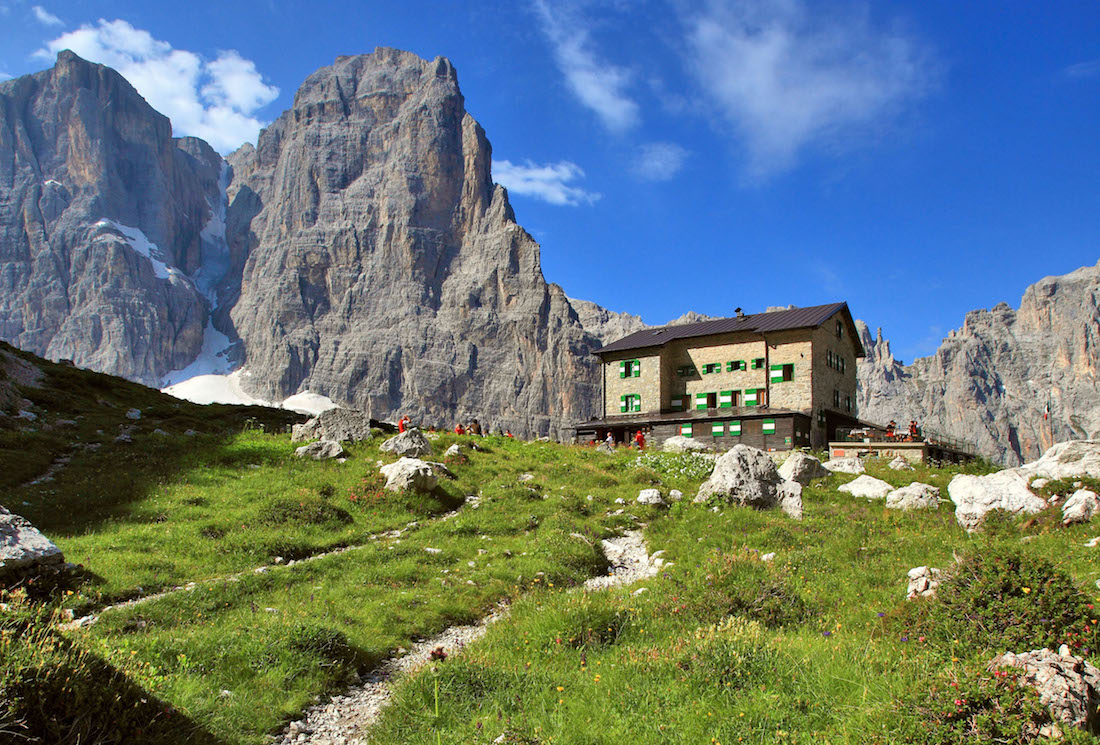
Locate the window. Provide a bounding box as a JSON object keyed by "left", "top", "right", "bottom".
{"left": 833, "top": 389, "right": 841, "bottom": 408}
{"left": 712, "top": 422, "right": 725, "bottom": 437}
{"left": 676, "top": 365, "right": 697, "bottom": 377}
{"left": 719, "top": 390, "right": 740, "bottom": 408}
{"left": 836, "top": 320, "right": 844, "bottom": 339}
{"left": 618, "top": 359, "right": 641, "bottom": 378}
{"left": 752, "top": 357, "right": 765, "bottom": 370}
{"left": 729, "top": 420, "right": 742, "bottom": 436}
{"left": 680, "top": 423, "right": 693, "bottom": 438}
{"left": 727, "top": 360, "right": 747, "bottom": 372}
{"left": 770, "top": 363, "right": 794, "bottom": 383}
{"left": 839, "top": 356, "right": 846, "bottom": 373}
{"left": 669, "top": 396, "right": 686, "bottom": 411}
{"left": 619, "top": 394, "right": 641, "bottom": 413}
{"left": 844, "top": 394, "right": 852, "bottom": 413}
{"left": 763, "top": 419, "right": 776, "bottom": 435}
{"left": 745, "top": 388, "right": 759, "bottom": 407}
{"left": 695, "top": 392, "right": 717, "bottom": 410}
{"left": 702, "top": 362, "right": 721, "bottom": 375}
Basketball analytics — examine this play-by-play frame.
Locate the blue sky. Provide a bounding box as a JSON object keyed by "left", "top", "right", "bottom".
{"left": 2, "top": 0, "right": 1097, "bottom": 363}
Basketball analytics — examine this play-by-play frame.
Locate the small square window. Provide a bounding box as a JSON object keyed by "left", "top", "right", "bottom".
{"left": 752, "top": 358, "right": 765, "bottom": 370}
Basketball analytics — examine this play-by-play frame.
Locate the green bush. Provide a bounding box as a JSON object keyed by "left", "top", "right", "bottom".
{"left": 258, "top": 497, "right": 353, "bottom": 526}
{"left": 687, "top": 616, "right": 779, "bottom": 691}
{"left": 930, "top": 545, "right": 1100, "bottom": 654}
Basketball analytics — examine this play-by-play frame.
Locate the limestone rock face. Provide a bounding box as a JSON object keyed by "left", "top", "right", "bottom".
{"left": 948, "top": 470, "right": 1047, "bottom": 531}
{"left": 380, "top": 427, "right": 433, "bottom": 458}
{"left": 0, "top": 51, "right": 224, "bottom": 386}
{"left": 838, "top": 474, "right": 894, "bottom": 500}
{"left": 225, "top": 49, "right": 601, "bottom": 437}
{"left": 695, "top": 444, "right": 804, "bottom": 518}
{"left": 778, "top": 451, "right": 828, "bottom": 485}
{"left": 0, "top": 506, "right": 64, "bottom": 574}
{"left": 857, "top": 262, "right": 1100, "bottom": 465}
{"left": 568, "top": 297, "right": 647, "bottom": 346}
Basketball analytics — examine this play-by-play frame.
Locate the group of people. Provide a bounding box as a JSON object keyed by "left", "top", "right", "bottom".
{"left": 885, "top": 419, "right": 922, "bottom": 442}
{"left": 396, "top": 415, "right": 513, "bottom": 438}
{"left": 603, "top": 430, "right": 647, "bottom": 450}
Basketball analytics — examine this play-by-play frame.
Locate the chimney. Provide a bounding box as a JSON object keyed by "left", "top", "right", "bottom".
{"left": 735, "top": 307, "right": 744, "bottom": 318}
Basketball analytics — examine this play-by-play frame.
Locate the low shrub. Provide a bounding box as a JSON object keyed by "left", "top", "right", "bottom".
{"left": 258, "top": 497, "right": 353, "bottom": 527}
{"left": 685, "top": 616, "right": 779, "bottom": 691}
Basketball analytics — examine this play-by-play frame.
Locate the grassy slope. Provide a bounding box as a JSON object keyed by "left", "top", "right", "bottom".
{"left": 2, "top": 351, "right": 1098, "bottom": 744}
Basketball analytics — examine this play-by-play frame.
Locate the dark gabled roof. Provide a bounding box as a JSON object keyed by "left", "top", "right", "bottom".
{"left": 594, "top": 302, "right": 864, "bottom": 356}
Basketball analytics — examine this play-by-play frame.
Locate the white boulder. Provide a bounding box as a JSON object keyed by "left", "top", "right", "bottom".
{"left": 1062, "top": 489, "right": 1100, "bottom": 526}
{"left": 637, "top": 489, "right": 666, "bottom": 506}
{"left": 294, "top": 440, "right": 347, "bottom": 460}
{"left": 888, "top": 456, "right": 915, "bottom": 471}
{"left": 906, "top": 566, "right": 942, "bottom": 599}
{"left": 822, "top": 457, "right": 865, "bottom": 474}
{"left": 988, "top": 648, "right": 1100, "bottom": 736}
{"left": 661, "top": 435, "right": 711, "bottom": 453}
{"left": 694, "top": 445, "right": 803, "bottom": 519}
{"left": 1019, "top": 440, "right": 1100, "bottom": 481}
{"left": 380, "top": 427, "right": 433, "bottom": 458}
{"left": 886, "top": 482, "right": 941, "bottom": 510}
{"left": 778, "top": 451, "right": 828, "bottom": 485}
{"left": 948, "top": 470, "right": 1047, "bottom": 531}
{"left": 838, "top": 475, "right": 894, "bottom": 500}
{"left": 380, "top": 457, "right": 438, "bottom": 493}
{"left": 0, "top": 507, "right": 64, "bottom": 574}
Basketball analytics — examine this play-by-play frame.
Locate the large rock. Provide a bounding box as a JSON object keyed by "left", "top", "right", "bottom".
{"left": 822, "top": 457, "right": 865, "bottom": 474}
{"left": 888, "top": 456, "right": 915, "bottom": 471}
{"left": 0, "top": 507, "right": 64, "bottom": 574}
{"left": 380, "top": 428, "right": 433, "bottom": 458}
{"left": 838, "top": 475, "right": 894, "bottom": 500}
{"left": 948, "top": 470, "right": 1047, "bottom": 531}
{"left": 294, "top": 440, "right": 347, "bottom": 460}
{"left": 380, "top": 457, "right": 438, "bottom": 493}
{"left": 636, "top": 489, "right": 665, "bottom": 506}
{"left": 292, "top": 408, "right": 377, "bottom": 443}
{"left": 886, "top": 482, "right": 941, "bottom": 510}
{"left": 857, "top": 262, "right": 1100, "bottom": 466}
{"left": 1020, "top": 440, "right": 1100, "bottom": 481}
{"left": 988, "top": 648, "right": 1100, "bottom": 736}
{"left": 1062, "top": 489, "right": 1100, "bottom": 526}
{"left": 778, "top": 451, "right": 828, "bottom": 485}
{"left": 694, "top": 445, "right": 803, "bottom": 519}
{"left": 661, "top": 435, "right": 711, "bottom": 453}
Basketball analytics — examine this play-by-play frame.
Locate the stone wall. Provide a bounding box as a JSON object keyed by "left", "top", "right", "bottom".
{"left": 811, "top": 324, "right": 861, "bottom": 445}
{"left": 602, "top": 348, "right": 662, "bottom": 418}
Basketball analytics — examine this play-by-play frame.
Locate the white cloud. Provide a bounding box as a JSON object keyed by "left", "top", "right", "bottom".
{"left": 493, "top": 159, "right": 601, "bottom": 206}
{"left": 532, "top": 0, "right": 639, "bottom": 133}
{"left": 0, "top": 72, "right": 11, "bottom": 82}
{"left": 1063, "top": 58, "right": 1100, "bottom": 79}
{"left": 684, "top": 0, "right": 935, "bottom": 178}
{"left": 35, "top": 19, "right": 278, "bottom": 154}
{"left": 633, "top": 142, "right": 689, "bottom": 181}
{"left": 32, "top": 5, "right": 62, "bottom": 26}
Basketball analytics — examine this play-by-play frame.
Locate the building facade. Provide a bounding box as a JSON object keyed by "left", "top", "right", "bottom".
{"left": 574, "top": 303, "right": 865, "bottom": 451}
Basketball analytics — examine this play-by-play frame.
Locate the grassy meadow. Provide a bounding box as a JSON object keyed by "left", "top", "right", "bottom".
{"left": 2, "top": 349, "right": 1099, "bottom": 744}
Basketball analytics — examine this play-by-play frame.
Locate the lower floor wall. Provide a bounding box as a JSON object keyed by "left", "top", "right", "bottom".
{"left": 576, "top": 413, "right": 812, "bottom": 452}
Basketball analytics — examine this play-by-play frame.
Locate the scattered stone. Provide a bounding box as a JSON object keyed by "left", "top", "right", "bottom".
{"left": 380, "top": 458, "right": 438, "bottom": 493}
{"left": 948, "top": 470, "right": 1047, "bottom": 531}
{"left": 1031, "top": 478, "right": 1049, "bottom": 490}
{"left": 379, "top": 427, "right": 433, "bottom": 458}
{"left": 1085, "top": 537, "right": 1100, "bottom": 548}
{"left": 694, "top": 445, "right": 803, "bottom": 519}
{"left": 822, "top": 456, "right": 864, "bottom": 474}
{"left": 184, "top": 429, "right": 197, "bottom": 436}
{"left": 614, "top": 498, "right": 625, "bottom": 505}
{"left": 888, "top": 456, "right": 915, "bottom": 471}
{"left": 988, "top": 648, "right": 1100, "bottom": 735}
{"left": 424, "top": 548, "right": 442, "bottom": 555}
{"left": 294, "top": 440, "right": 347, "bottom": 461}
{"left": 906, "top": 566, "right": 942, "bottom": 599}
{"left": 636, "top": 489, "right": 665, "bottom": 506}
{"left": 1062, "top": 489, "right": 1100, "bottom": 526}
{"left": 583, "top": 531, "right": 663, "bottom": 591}
{"left": 761, "top": 552, "right": 776, "bottom": 562}
{"left": 16, "top": 409, "right": 37, "bottom": 421}
{"left": 423, "top": 461, "right": 456, "bottom": 480}
{"left": 443, "top": 444, "right": 462, "bottom": 458}
{"left": 1019, "top": 440, "right": 1100, "bottom": 481}
{"left": 778, "top": 451, "right": 828, "bottom": 484}
{"left": 660, "top": 435, "right": 711, "bottom": 453}
{"left": 518, "top": 473, "right": 535, "bottom": 482}
{"left": 0, "top": 506, "right": 65, "bottom": 574}
{"left": 125, "top": 408, "right": 141, "bottom": 420}
{"left": 886, "top": 482, "right": 941, "bottom": 510}
{"left": 152, "top": 428, "right": 169, "bottom": 437}
{"left": 838, "top": 475, "right": 894, "bottom": 500}
{"left": 292, "top": 408, "right": 377, "bottom": 444}
{"left": 668, "top": 489, "right": 683, "bottom": 501}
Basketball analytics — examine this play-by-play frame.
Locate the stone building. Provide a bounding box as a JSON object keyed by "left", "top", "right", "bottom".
{"left": 574, "top": 303, "right": 865, "bottom": 451}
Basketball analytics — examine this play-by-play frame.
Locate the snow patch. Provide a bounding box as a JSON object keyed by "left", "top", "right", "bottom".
{"left": 160, "top": 319, "right": 234, "bottom": 386}
{"left": 193, "top": 162, "right": 230, "bottom": 306}
{"left": 94, "top": 219, "right": 183, "bottom": 282}
{"left": 162, "top": 369, "right": 338, "bottom": 416}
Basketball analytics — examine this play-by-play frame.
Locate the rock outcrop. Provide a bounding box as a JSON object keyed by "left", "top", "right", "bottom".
{"left": 379, "top": 427, "right": 433, "bottom": 458}
{"left": 858, "top": 262, "right": 1100, "bottom": 465}
{"left": 778, "top": 451, "right": 828, "bottom": 485}
{"left": 0, "top": 51, "right": 225, "bottom": 386}
{"left": 291, "top": 408, "right": 379, "bottom": 443}
{"left": 0, "top": 506, "right": 64, "bottom": 575}
{"left": 380, "top": 457, "right": 438, "bottom": 493}
{"left": 905, "top": 566, "right": 942, "bottom": 599}
{"left": 989, "top": 648, "right": 1100, "bottom": 737}
{"left": 695, "top": 445, "right": 803, "bottom": 519}
{"left": 822, "top": 457, "right": 864, "bottom": 474}
{"left": 948, "top": 470, "right": 1047, "bottom": 531}
{"left": 1062, "top": 489, "right": 1099, "bottom": 526}
{"left": 838, "top": 474, "right": 894, "bottom": 500}
{"left": 224, "top": 49, "right": 601, "bottom": 437}
{"left": 294, "top": 440, "right": 347, "bottom": 460}
{"left": 885, "top": 482, "right": 940, "bottom": 510}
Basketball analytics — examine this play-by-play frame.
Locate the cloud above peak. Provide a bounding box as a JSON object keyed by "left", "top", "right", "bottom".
{"left": 532, "top": 0, "right": 640, "bottom": 133}
{"left": 493, "top": 159, "right": 601, "bottom": 206}
{"left": 684, "top": 0, "right": 937, "bottom": 178}
{"left": 32, "top": 5, "right": 62, "bottom": 26}
{"left": 35, "top": 19, "right": 278, "bottom": 154}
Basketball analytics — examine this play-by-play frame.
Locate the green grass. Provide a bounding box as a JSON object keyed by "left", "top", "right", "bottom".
{"left": 3, "top": 359, "right": 1099, "bottom": 745}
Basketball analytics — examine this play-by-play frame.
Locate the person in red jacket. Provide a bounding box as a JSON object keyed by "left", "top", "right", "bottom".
{"left": 633, "top": 430, "right": 646, "bottom": 450}
{"left": 398, "top": 415, "right": 411, "bottom": 433}
{"left": 454, "top": 422, "right": 466, "bottom": 435}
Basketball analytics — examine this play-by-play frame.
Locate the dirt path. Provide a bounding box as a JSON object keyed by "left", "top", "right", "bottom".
{"left": 273, "top": 530, "right": 663, "bottom": 744}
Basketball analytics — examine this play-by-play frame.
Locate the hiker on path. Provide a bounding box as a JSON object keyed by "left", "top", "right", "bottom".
{"left": 605, "top": 432, "right": 615, "bottom": 448}
{"left": 398, "top": 415, "right": 411, "bottom": 433}
{"left": 633, "top": 431, "right": 646, "bottom": 450}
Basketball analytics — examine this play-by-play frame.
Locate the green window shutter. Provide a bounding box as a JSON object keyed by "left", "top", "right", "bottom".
{"left": 729, "top": 420, "right": 741, "bottom": 436}
{"left": 770, "top": 364, "right": 784, "bottom": 383}
{"left": 695, "top": 392, "right": 708, "bottom": 410}
{"left": 763, "top": 418, "right": 776, "bottom": 434}
{"left": 632, "top": 395, "right": 642, "bottom": 413}
{"left": 619, "top": 361, "right": 626, "bottom": 378}
{"left": 620, "top": 395, "right": 628, "bottom": 413}
{"left": 712, "top": 422, "right": 725, "bottom": 437}
{"left": 680, "top": 423, "right": 693, "bottom": 438}
{"left": 719, "top": 390, "right": 733, "bottom": 408}
{"left": 726, "top": 360, "right": 734, "bottom": 372}
{"left": 633, "top": 360, "right": 641, "bottom": 378}
{"left": 744, "top": 388, "right": 758, "bottom": 407}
